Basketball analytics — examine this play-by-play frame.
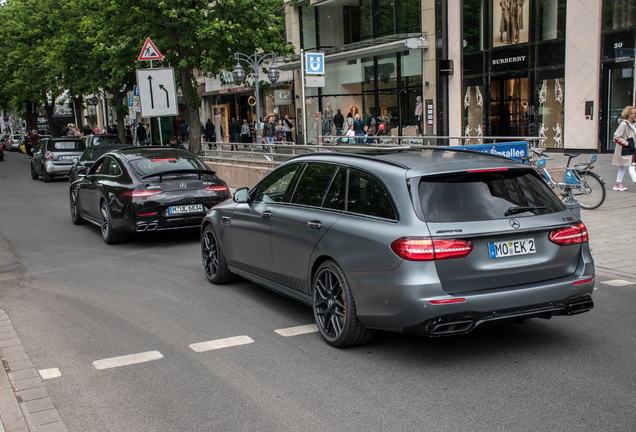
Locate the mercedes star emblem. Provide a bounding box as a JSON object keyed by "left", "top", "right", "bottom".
{"left": 179, "top": 183, "right": 187, "bottom": 188}
{"left": 509, "top": 219, "right": 520, "bottom": 229}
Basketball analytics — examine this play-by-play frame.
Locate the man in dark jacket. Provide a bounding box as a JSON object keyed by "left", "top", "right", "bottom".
{"left": 204, "top": 118, "right": 216, "bottom": 149}
{"left": 136, "top": 123, "right": 147, "bottom": 145}
{"left": 228, "top": 118, "right": 240, "bottom": 151}
{"left": 333, "top": 109, "right": 344, "bottom": 136}
{"left": 263, "top": 116, "right": 275, "bottom": 152}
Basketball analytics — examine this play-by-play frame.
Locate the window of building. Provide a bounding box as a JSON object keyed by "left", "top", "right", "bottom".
{"left": 537, "top": 77, "right": 565, "bottom": 149}
{"left": 300, "top": 5, "right": 317, "bottom": 50}
{"left": 463, "top": 0, "right": 484, "bottom": 53}
{"left": 604, "top": 0, "right": 636, "bottom": 30}
{"left": 539, "top": 0, "right": 566, "bottom": 41}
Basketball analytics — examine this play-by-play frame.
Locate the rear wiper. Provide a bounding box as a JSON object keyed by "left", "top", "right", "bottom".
{"left": 504, "top": 206, "right": 547, "bottom": 216}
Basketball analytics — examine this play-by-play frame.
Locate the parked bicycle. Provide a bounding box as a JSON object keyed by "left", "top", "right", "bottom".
{"left": 523, "top": 147, "right": 606, "bottom": 210}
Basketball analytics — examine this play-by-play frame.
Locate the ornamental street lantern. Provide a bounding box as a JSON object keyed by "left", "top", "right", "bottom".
{"left": 233, "top": 51, "right": 280, "bottom": 148}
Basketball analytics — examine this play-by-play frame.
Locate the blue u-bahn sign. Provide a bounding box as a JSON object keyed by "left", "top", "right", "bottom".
{"left": 306, "top": 53, "right": 324, "bottom": 75}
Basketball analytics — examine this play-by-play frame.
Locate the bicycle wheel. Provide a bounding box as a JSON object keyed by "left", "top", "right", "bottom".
{"left": 571, "top": 172, "right": 606, "bottom": 210}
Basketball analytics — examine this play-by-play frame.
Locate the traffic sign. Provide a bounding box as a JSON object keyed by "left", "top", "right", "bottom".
{"left": 133, "top": 85, "right": 139, "bottom": 97}
{"left": 138, "top": 38, "right": 163, "bottom": 61}
{"left": 305, "top": 52, "right": 324, "bottom": 75}
{"left": 135, "top": 68, "right": 178, "bottom": 117}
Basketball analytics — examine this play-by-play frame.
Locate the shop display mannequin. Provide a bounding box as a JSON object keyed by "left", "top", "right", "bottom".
{"left": 350, "top": 102, "right": 359, "bottom": 116}
{"left": 415, "top": 96, "right": 423, "bottom": 135}
{"left": 323, "top": 103, "right": 333, "bottom": 136}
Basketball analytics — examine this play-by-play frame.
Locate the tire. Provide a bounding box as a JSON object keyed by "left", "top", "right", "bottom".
{"left": 572, "top": 172, "right": 606, "bottom": 210}
{"left": 70, "top": 188, "right": 87, "bottom": 225}
{"left": 30, "top": 163, "right": 38, "bottom": 180}
{"left": 313, "top": 260, "right": 376, "bottom": 347}
{"left": 42, "top": 168, "right": 51, "bottom": 183}
{"left": 100, "top": 201, "right": 125, "bottom": 244}
{"left": 201, "top": 225, "right": 235, "bottom": 284}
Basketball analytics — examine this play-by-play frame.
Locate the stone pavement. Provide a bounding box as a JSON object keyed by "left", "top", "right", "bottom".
{"left": 0, "top": 150, "right": 633, "bottom": 431}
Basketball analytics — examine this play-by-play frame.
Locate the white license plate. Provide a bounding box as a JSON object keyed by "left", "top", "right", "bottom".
{"left": 61, "top": 155, "right": 74, "bottom": 160}
{"left": 168, "top": 204, "right": 203, "bottom": 215}
{"left": 488, "top": 238, "right": 536, "bottom": 259}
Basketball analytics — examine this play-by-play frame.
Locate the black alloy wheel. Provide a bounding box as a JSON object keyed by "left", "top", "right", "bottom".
{"left": 30, "top": 163, "right": 38, "bottom": 180}
{"left": 69, "top": 188, "right": 86, "bottom": 225}
{"left": 202, "top": 225, "right": 235, "bottom": 284}
{"left": 312, "top": 260, "right": 376, "bottom": 347}
{"left": 42, "top": 168, "right": 51, "bottom": 183}
{"left": 100, "top": 201, "right": 124, "bottom": 244}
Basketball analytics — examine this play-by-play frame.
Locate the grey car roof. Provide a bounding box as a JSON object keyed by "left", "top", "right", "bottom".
{"left": 287, "top": 147, "right": 527, "bottom": 178}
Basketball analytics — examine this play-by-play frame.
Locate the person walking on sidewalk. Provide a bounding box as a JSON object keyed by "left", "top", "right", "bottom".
{"left": 611, "top": 105, "right": 636, "bottom": 191}
{"left": 333, "top": 109, "right": 344, "bottom": 136}
{"left": 181, "top": 121, "right": 189, "bottom": 142}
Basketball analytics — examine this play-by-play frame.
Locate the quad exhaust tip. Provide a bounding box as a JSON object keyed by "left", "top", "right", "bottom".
{"left": 431, "top": 320, "right": 473, "bottom": 335}
{"left": 136, "top": 224, "right": 147, "bottom": 232}
{"left": 568, "top": 299, "right": 594, "bottom": 314}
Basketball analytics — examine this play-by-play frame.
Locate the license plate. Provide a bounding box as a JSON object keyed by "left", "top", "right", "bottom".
{"left": 168, "top": 204, "right": 203, "bottom": 215}
{"left": 488, "top": 238, "right": 536, "bottom": 259}
{"left": 61, "top": 155, "right": 74, "bottom": 160}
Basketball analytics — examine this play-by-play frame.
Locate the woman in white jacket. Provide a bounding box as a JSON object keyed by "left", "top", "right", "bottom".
{"left": 612, "top": 106, "right": 636, "bottom": 191}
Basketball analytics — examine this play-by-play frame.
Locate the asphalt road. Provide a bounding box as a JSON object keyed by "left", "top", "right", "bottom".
{"left": 1, "top": 149, "right": 635, "bottom": 431}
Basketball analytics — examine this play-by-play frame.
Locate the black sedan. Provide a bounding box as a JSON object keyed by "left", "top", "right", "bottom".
{"left": 70, "top": 147, "right": 230, "bottom": 244}
{"left": 69, "top": 143, "right": 132, "bottom": 183}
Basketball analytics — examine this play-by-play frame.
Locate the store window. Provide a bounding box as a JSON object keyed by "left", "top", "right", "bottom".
{"left": 463, "top": 0, "right": 484, "bottom": 53}
{"left": 539, "top": 0, "right": 566, "bottom": 41}
{"left": 398, "top": 0, "right": 422, "bottom": 34}
{"left": 361, "top": 0, "right": 374, "bottom": 40}
{"left": 400, "top": 50, "right": 422, "bottom": 88}
{"left": 537, "top": 78, "right": 565, "bottom": 149}
{"left": 492, "top": 0, "right": 530, "bottom": 48}
{"left": 377, "top": 54, "right": 398, "bottom": 90}
{"left": 375, "top": 0, "right": 396, "bottom": 37}
{"left": 462, "top": 85, "right": 485, "bottom": 144}
{"left": 604, "top": 0, "right": 636, "bottom": 30}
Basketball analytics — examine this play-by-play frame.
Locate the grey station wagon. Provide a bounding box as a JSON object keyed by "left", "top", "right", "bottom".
{"left": 201, "top": 149, "right": 594, "bottom": 347}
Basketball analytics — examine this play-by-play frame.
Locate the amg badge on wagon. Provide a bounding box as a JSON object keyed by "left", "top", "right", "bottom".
{"left": 201, "top": 149, "right": 595, "bottom": 347}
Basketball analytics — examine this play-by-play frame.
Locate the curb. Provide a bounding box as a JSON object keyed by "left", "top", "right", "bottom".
{"left": 0, "top": 310, "right": 67, "bottom": 432}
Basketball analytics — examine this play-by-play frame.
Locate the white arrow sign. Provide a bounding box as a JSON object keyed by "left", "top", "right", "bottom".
{"left": 135, "top": 68, "right": 178, "bottom": 117}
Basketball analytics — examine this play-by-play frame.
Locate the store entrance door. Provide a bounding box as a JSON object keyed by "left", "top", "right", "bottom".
{"left": 490, "top": 76, "right": 529, "bottom": 137}
{"left": 601, "top": 63, "right": 634, "bottom": 152}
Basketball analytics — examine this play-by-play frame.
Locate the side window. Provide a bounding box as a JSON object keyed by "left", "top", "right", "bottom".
{"left": 322, "top": 167, "right": 346, "bottom": 211}
{"left": 290, "top": 163, "right": 339, "bottom": 207}
{"left": 80, "top": 149, "right": 93, "bottom": 161}
{"left": 100, "top": 157, "right": 122, "bottom": 176}
{"left": 251, "top": 163, "right": 302, "bottom": 203}
{"left": 347, "top": 169, "right": 397, "bottom": 220}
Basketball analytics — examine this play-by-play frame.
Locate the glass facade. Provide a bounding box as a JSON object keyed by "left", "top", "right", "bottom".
{"left": 461, "top": 0, "right": 567, "bottom": 148}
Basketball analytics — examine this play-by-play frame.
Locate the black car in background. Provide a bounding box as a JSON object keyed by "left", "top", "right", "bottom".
{"left": 69, "top": 143, "right": 132, "bottom": 183}
{"left": 70, "top": 147, "right": 230, "bottom": 244}
{"left": 84, "top": 133, "right": 121, "bottom": 147}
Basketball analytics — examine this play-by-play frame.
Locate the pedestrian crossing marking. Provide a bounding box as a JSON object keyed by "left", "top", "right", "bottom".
{"left": 189, "top": 335, "right": 254, "bottom": 353}
{"left": 93, "top": 351, "right": 163, "bottom": 370}
{"left": 275, "top": 324, "right": 318, "bottom": 337}
{"left": 38, "top": 368, "right": 61, "bottom": 379}
{"left": 604, "top": 279, "right": 635, "bottom": 286}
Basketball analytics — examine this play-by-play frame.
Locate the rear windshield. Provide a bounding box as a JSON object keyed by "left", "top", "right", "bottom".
{"left": 129, "top": 155, "right": 209, "bottom": 178}
{"left": 47, "top": 140, "right": 86, "bottom": 152}
{"left": 418, "top": 170, "right": 566, "bottom": 222}
{"left": 93, "top": 136, "right": 121, "bottom": 146}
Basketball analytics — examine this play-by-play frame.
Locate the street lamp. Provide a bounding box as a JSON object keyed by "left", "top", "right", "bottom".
{"left": 233, "top": 51, "right": 280, "bottom": 145}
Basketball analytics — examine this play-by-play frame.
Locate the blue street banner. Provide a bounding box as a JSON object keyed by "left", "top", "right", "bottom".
{"left": 305, "top": 53, "right": 324, "bottom": 75}
{"left": 462, "top": 141, "right": 528, "bottom": 162}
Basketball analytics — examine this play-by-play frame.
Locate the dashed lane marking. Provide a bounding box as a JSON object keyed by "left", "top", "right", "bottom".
{"left": 93, "top": 351, "right": 164, "bottom": 370}
{"left": 603, "top": 279, "right": 635, "bottom": 286}
{"left": 275, "top": 324, "right": 318, "bottom": 337}
{"left": 189, "top": 335, "right": 254, "bottom": 353}
{"left": 38, "top": 368, "right": 61, "bottom": 379}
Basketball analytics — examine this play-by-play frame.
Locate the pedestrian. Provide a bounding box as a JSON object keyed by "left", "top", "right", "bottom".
{"left": 353, "top": 113, "right": 364, "bottom": 144}
{"left": 263, "top": 116, "right": 275, "bottom": 152}
{"left": 283, "top": 115, "right": 293, "bottom": 142}
{"left": 181, "top": 121, "right": 189, "bottom": 142}
{"left": 342, "top": 124, "right": 355, "bottom": 143}
{"left": 612, "top": 105, "right": 636, "bottom": 191}
{"left": 240, "top": 119, "right": 251, "bottom": 146}
{"left": 83, "top": 125, "right": 93, "bottom": 136}
{"left": 343, "top": 112, "right": 354, "bottom": 132}
{"left": 27, "top": 129, "right": 39, "bottom": 158}
{"left": 94, "top": 126, "right": 100, "bottom": 134}
{"left": 144, "top": 123, "right": 150, "bottom": 144}
{"left": 125, "top": 125, "right": 133, "bottom": 144}
{"left": 229, "top": 118, "right": 240, "bottom": 151}
{"left": 204, "top": 118, "right": 216, "bottom": 149}
{"left": 275, "top": 119, "right": 286, "bottom": 143}
{"left": 136, "top": 122, "right": 147, "bottom": 146}
{"left": 333, "top": 109, "right": 344, "bottom": 136}
{"left": 362, "top": 125, "right": 373, "bottom": 145}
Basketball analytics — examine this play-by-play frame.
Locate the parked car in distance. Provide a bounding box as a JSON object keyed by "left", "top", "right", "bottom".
{"left": 69, "top": 143, "right": 131, "bottom": 183}
{"left": 69, "top": 147, "right": 230, "bottom": 244}
{"left": 1, "top": 134, "right": 10, "bottom": 150}
{"left": 201, "top": 149, "right": 595, "bottom": 347}
{"left": 9, "top": 134, "right": 23, "bottom": 152}
{"left": 84, "top": 133, "right": 121, "bottom": 148}
{"left": 31, "top": 137, "right": 86, "bottom": 182}
{"left": 0, "top": 142, "right": 4, "bottom": 161}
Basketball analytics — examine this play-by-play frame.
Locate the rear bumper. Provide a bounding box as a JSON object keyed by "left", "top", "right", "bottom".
{"left": 350, "top": 254, "right": 594, "bottom": 335}
{"left": 44, "top": 162, "right": 73, "bottom": 176}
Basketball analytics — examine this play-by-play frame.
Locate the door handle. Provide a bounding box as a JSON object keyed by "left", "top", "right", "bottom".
{"left": 261, "top": 211, "right": 272, "bottom": 219}
{"left": 307, "top": 220, "right": 322, "bottom": 230}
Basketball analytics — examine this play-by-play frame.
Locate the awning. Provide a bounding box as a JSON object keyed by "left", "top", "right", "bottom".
{"left": 278, "top": 37, "right": 428, "bottom": 71}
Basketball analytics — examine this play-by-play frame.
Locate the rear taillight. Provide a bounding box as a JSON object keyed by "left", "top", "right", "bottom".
{"left": 430, "top": 298, "right": 466, "bottom": 304}
{"left": 549, "top": 222, "right": 588, "bottom": 246}
{"left": 390, "top": 238, "right": 473, "bottom": 261}
{"left": 204, "top": 185, "right": 229, "bottom": 192}
{"left": 119, "top": 190, "right": 162, "bottom": 198}
{"left": 45, "top": 151, "right": 53, "bottom": 160}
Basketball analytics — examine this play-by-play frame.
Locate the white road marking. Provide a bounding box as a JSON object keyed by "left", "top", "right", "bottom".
{"left": 189, "top": 335, "right": 254, "bottom": 353}
{"left": 38, "top": 368, "right": 61, "bottom": 380}
{"left": 93, "top": 351, "right": 163, "bottom": 370}
{"left": 274, "top": 324, "right": 318, "bottom": 337}
{"left": 604, "top": 279, "right": 635, "bottom": 286}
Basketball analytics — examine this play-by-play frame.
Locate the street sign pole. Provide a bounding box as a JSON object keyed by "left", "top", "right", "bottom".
{"left": 300, "top": 49, "right": 307, "bottom": 145}
{"left": 150, "top": 59, "right": 164, "bottom": 146}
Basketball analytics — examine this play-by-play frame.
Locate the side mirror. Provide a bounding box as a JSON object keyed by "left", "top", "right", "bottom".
{"left": 233, "top": 187, "right": 249, "bottom": 203}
